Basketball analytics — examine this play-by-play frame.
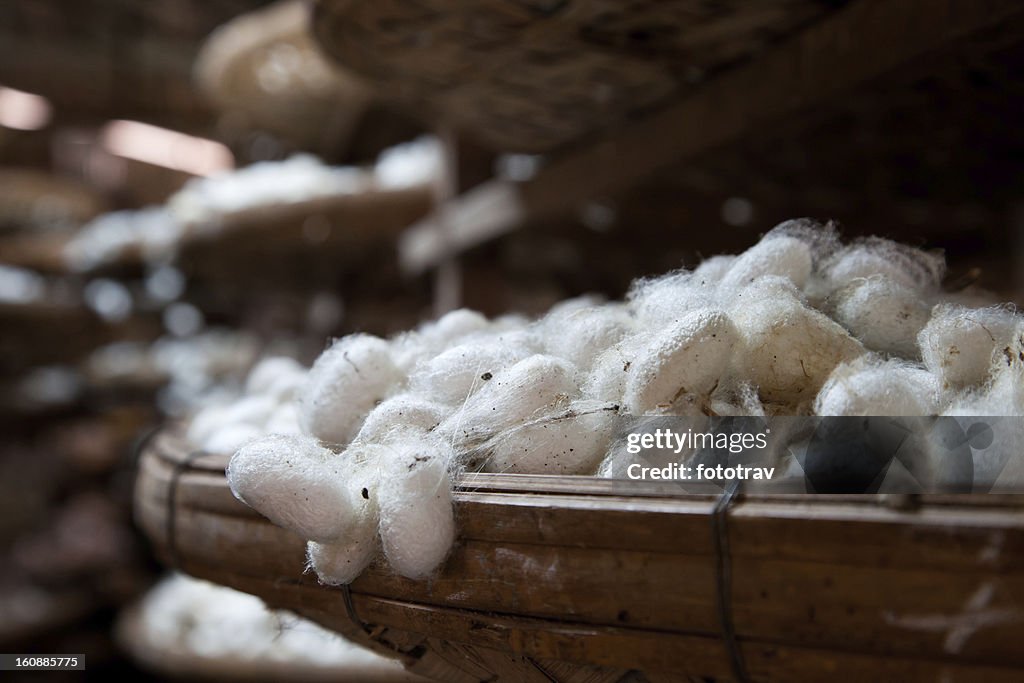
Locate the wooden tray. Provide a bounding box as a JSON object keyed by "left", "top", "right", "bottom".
{"left": 174, "top": 185, "right": 434, "bottom": 288}
{"left": 135, "top": 428, "right": 1024, "bottom": 682}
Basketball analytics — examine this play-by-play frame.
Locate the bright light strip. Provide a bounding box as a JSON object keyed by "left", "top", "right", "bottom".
{"left": 100, "top": 119, "right": 234, "bottom": 176}
{"left": 0, "top": 85, "right": 53, "bottom": 130}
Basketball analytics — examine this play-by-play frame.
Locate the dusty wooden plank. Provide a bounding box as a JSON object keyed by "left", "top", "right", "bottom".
{"left": 351, "top": 595, "right": 1024, "bottom": 683}
{"left": 147, "top": 490, "right": 1024, "bottom": 666}
{"left": 173, "top": 550, "right": 1024, "bottom": 681}
{"left": 141, "top": 440, "right": 1024, "bottom": 573}
{"left": 137, "top": 432, "right": 1024, "bottom": 673}
{"left": 399, "top": 0, "right": 1024, "bottom": 273}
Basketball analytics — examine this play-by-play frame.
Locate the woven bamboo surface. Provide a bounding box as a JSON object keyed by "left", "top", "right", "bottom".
{"left": 313, "top": 0, "right": 841, "bottom": 153}
{"left": 136, "top": 427, "right": 1024, "bottom": 682}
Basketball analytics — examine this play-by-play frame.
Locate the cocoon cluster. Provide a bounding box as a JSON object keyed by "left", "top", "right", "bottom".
{"left": 188, "top": 355, "right": 307, "bottom": 452}
{"left": 198, "top": 220, "right": 1024, "bottom": 584}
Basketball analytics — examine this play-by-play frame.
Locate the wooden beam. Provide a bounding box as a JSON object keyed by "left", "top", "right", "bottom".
{"left": 399, "top": 0, "right": 1024, "bottom": 274}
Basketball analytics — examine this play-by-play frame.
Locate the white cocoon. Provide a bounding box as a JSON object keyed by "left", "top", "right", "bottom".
{"left": 539, "top": 304, "right": 633, "bottom": 370}
{"left": 305, "top": 453, "right": 381, "bottom": 584}
{"left": 298, "top": 334, "right": 403, "bottom": 446}
{"left": 918, "top": 305, "right": 1019, "bottom": 389}
{"left": 376, "top": 436, "right": 456, "bottom": 579}
{"left": 831, "top": 276, "right": 930, "bottom": 358}
{"left": 440, "top": 354, "right": 579, "bottom": 448}
{"left": 948, "top": 323, "right": 1024, "bottom": 417}
{"left": 825, "top": 238, "right": 944, "bottom": 294}
{"left": 418, "top": 308, "right": 490, "bottom": 349}
{"left": 203, "top": 424, "right": 262, "bottom": 454}
{"left": 265, "top": 403, "right": 302, "bottom": 436}
{"left": 720, "top": 235, "right": 813, "bottom": 291}
{"left": 354, "top": 394, "right": 448, "bottom": 444}
{"left": 188, "top": 395, "right": 279, "bottom": 445}
{"left": 627, "top": 270, "right": 716, "bottom": 328}
{"left": 730, "top": 278, "right": 864, "bottom": 404}
{"left": 227, "top": 434, "right": 360, "bottom": 542}
{"left": 306, "top": 536, "right": 378, "bottom": 586}
{"left": 624, "top": 309, "right": 738, "bottom": 413}
{"left": 245, "top": 356, "right": 306, "bottom": 401}
{"left": 408, "top": 340, "right": 531, "bottom": 406}
{"left": 814, "top": 357, "right": 942, "bottom": 416}
{"left": 482, "top": 401, "right": 617, "bottom": 475}
{"left": 692, "top": 255, "right": 736, "bottom": 285}
{"left": 187, "top": 404, "right": 231, "bottom": 446}
{"left": 583, "top": 345, "right": 633, "bottom": 405}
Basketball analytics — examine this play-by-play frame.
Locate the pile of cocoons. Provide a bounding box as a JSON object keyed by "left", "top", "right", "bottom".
{"left": 133, "top": 573, "right": 419, "bottom": 675}
{"left": 208, "top": 219, "right": 1023, "bottom": 583}
{"left": 64, "top": 139, "right": 441, "bottom": 271}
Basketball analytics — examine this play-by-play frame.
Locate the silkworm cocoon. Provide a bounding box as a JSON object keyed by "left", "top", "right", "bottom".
{"left": 766, "top": 217, "right": 840, "bottom": 261}
{"left": 495, "top": 312, "right": 529, "bottom": 328}
{"left": 306, "top": 535, "right": 378, "bottom": 586}
{"left": 918, "top": 305, "right": 1019, "bottom": 389}
{"left": 187, "top": 404, "right": 231, "bottom": 445}
{"left": 440, "top": 354, "right": 579, "bottom": 449}
{"left": 227, "top": 435, "right": 359, "bottom": 542}
{"left": 540, "top": 304, "right": 633, "bottom": 370}
{"left": 419, "top": 308, "right": 489, "bottom": 348}
{"left": 202, "top": 424, "right": 262, "bottom": 454}
{"left": 543, "top": 294, "right": 605, "bottom": 319}
{"left": 408, "top": 341, "right": 531, "bottom": 406}
{"left": 481, "top": 400, "right": 617, "bottom": 475}
{"left": 187, "top": 395, "right": 278, "bottom": 445}
{"left": 624, "top": 309, "right": 738, "bottom": 414}
{"left": 825, "top": 238, "right": 945, "bottom": 294}
{"left": 814, "top": 357, "right": 942, "bottom": 416}
{"left": 948, "top": 323, "right": 1024, "bottom": 416}
{"left": 583, "top": 345, "right": 633, "bottom": 405}
{"left": 692, "top": 255, "right": 736, "bottom": 285}
{"left": 305, "top": 455, "right": 380, "bottom": 584}
{"left": 299, "top": 334, "right": 403, "bottom": 446}
{"left": 627, "top": 270, "right": 715, "bottom": 327}
{"left": 730, "top": 280, "right": 865, "bottom": 404}
{"left": 831, "top": 276, "right": 930, "bottom": 358}
{"left": 245, "top": 356, "right": 306, "bottom": 401}
{"left": 265, "top": 403, "right": 302, "bottom": 436}
{"left": 720, "top": 235, "right": 813, "bottom": 291}
{"left": 376, "top": 436, "right": 456, "bottom": 579}
{"left": 353, "top": 394, "right": 448, "bottom": 444}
